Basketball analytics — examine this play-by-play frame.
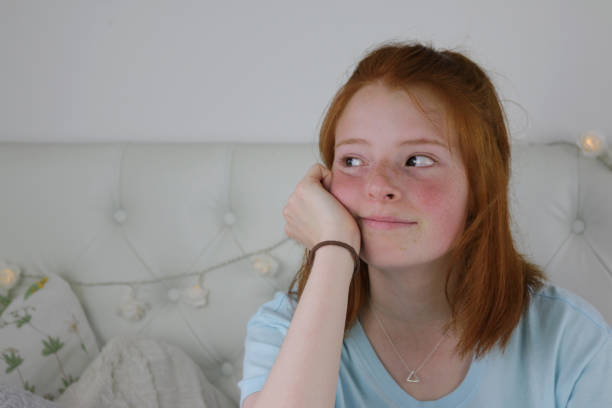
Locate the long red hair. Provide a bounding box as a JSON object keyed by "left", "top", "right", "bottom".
{"left": 288, "top": 42, "right": 545, "bottom": 358}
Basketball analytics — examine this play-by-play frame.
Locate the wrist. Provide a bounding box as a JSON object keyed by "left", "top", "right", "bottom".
{"left": 309, "top": 240, "right": 360, "bottom": 275}
{"left": 316, "top": 235, "right": 360, "bottom": 255}
{"left": 311, "top": 245, "right": 357, "bottom": 281}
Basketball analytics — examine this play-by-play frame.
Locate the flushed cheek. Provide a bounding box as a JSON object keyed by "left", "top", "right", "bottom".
{"left": 420, "top": 180, "right": 469, "bottom": 237}
{"left": 329, "top": 171, "right": 362, "bottom": 213}
{"left": 416, "top": 182, "right": 450, "bottom": 215}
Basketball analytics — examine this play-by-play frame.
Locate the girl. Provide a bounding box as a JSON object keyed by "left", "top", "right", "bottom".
{"left": 238, "top": 42, "right": 611, "bottom": 407}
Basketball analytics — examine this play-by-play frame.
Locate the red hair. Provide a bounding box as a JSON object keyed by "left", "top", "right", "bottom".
{"left": 288, "top": 42, "right": 545, "bottom": 358}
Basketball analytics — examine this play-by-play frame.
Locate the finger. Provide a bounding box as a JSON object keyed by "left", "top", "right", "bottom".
{"left": 305, "top": 163, "right": 327, "bottom": 182}
{"left": 321, "top": 168, "right": 333, "bottom": 191}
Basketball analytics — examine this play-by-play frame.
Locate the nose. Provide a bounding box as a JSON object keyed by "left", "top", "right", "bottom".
{"left": 366, "top": 161, "right": 402, "bottom": 201}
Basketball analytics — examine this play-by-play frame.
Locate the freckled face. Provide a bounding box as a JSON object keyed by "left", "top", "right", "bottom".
{"left": 330, "top": 83, "right": 469, "bottom": 272}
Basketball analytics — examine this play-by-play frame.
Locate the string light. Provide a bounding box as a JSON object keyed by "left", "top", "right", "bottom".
{"left": 117, "top": 287, "right": 149, "bottom": 321}
{"left": 577, "top": 130, "right": 612, "bottom": 170}
{"left": 0, "top": 262, "right": 21, "bottom": 296}
{"left": 167, "top": 284, "right": 209, "bottom": 308}
{"left": 182, "top": 284, "right": 209, "bottom": 307}
{"left": 3, "top": 144, "right": 295, "bottom": 321}
{"left": 11, "top": 238, "right": 291, "bottom": 321}
{"left": 251, "top": 254, "right": 279, "bottom": 277}
{"left": 22, "top": 237, "right": 289, "bottom": 288}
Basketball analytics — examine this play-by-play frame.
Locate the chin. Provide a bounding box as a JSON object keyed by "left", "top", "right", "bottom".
{"left": 359, "top": 240, "right": 449, "bottom": 272}
{"left": 360, "top": 246, "right": 416, "bottom": 271}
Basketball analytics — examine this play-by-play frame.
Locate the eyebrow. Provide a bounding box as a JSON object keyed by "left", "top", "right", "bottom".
{"left": 335, "top": 137, "right": 448, "bottom": 149}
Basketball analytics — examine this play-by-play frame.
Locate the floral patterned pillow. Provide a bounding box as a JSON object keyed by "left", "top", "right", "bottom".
{"left": 0, "top": 271, "right": 99, "bottom": 401}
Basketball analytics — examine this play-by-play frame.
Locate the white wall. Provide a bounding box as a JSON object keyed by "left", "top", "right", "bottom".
{"left": 1, "top": 0, "right": 610, "bottom": 143}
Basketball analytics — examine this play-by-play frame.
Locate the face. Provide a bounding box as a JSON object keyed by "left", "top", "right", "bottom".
{"left": 330, "top": 82, "right": 469, "bottom": 273}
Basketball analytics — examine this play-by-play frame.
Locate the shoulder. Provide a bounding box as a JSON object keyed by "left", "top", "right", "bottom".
{"left": 483, "top": 285, "right": 612, "bottom": 405}
{"left": 240, "top": 292, "right": 298, "bottom": 408}
{"left": 529, "top": 284, "right": 610, "bottom": 336}
{"left": 527, "top": 285, "right": 612, "bottom": 405}
{"left": 246, "top": 291, "right": 298, "bottom": 333}
{"left": 519, "top": 283, "right": 611, "bottom": 364}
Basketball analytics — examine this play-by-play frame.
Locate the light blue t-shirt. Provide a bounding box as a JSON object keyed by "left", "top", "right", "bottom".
{"left": 238, "top": 285, "right": 611, "bottom": 407}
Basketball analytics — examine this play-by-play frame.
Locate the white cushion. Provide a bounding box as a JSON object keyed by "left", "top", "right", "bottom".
{"left": 0, "top": 273, "right": 99, "bottom": 401}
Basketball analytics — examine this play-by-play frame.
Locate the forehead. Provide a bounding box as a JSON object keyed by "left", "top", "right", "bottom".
{"left": 334, "top": 82, "right": 454, "bottom": 150}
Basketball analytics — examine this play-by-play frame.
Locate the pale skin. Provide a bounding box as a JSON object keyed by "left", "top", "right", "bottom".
{"left": 244, "top": 82, "right": 472, "bottom": 407}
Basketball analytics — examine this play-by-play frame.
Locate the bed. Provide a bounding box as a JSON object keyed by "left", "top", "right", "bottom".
{"left": 0, "top": 141, "right": 611, "bottom": 407}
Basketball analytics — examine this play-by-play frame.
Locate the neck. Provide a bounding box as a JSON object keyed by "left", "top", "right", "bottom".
{"left": 362, "top": 256, "right": 457, "bottom": 339}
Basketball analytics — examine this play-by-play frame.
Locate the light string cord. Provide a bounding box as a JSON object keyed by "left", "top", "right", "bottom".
{"left": 21, "top": 237, "right": 291, "bottom": 287}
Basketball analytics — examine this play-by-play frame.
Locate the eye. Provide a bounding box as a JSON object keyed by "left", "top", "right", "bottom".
{"left": 406, "top": 155, "right": 435, "bottom": 167}
{"left": 342, "top": 156, "right": 363, "bottom": 167}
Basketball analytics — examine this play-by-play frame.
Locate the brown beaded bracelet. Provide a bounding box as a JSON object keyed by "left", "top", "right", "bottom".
{"left": 308, "top": 240, "right": 360, "bottom": 275}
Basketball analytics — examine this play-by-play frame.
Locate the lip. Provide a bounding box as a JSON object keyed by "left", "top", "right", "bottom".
{"left": 361, "top": 216, "right": 417, "bottom": 230}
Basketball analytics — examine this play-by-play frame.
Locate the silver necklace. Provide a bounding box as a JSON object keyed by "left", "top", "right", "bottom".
{"left": 370, "top": 305, "right": 446, "bottom": 384}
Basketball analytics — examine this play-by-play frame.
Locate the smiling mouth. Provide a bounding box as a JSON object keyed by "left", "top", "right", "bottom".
{"left": 361, "top": 218, "right": 417, "bottom": 230}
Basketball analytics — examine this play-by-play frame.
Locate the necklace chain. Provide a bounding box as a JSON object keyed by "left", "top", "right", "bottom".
{"left": 370, "top": 305, "right": 446, "bottom": 384}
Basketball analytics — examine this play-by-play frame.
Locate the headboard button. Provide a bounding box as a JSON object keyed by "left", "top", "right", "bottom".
{"left": 113, "top": 209, "right": 128, "bottom": 224}
{"left": 572, "top": 219, "right": 585, "bottom": 235}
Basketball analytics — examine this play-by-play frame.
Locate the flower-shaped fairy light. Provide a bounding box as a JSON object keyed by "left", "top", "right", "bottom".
{"left": 0, "top": 261, "right": 21, "bottom": 296}
{"left": 251, "top": 254, "right": 279, "bottom": 277}
{"left": 117, "top": 287, "right": 149, "bottom": 322}
{"left": 167, "top": 283, "right": 209, "bottom": 308}
{"left": 182, "top": 284, "right": 208, "bottom": 307}
{"left": 577, "top": 130, "right": 612, "bottom": 170}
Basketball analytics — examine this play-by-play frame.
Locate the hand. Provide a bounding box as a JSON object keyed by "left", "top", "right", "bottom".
{"left": 283, "top": 163, "right": 361, "bottom": 253}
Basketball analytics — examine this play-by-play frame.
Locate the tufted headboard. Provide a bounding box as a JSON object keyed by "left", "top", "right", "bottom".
{"left": 0, "top": 141, "right": 611, "bottom": 405}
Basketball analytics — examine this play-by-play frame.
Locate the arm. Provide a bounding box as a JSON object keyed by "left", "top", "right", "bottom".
{"left": 250, "top": 245, "right": 355, "bottom": 408}
{"left": 247, "top": 163, "right": 360, "bottom": 408}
